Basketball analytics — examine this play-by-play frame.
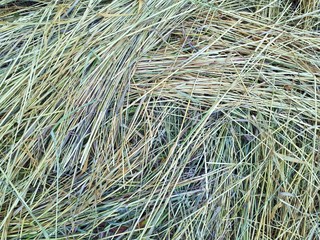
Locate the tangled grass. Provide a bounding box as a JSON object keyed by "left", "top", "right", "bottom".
{"left": 0, "top": 0, "right": 319, "bottom": 239}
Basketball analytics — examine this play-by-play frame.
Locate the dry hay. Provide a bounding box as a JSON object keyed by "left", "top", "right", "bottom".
{"left": 0, "top": 0, "right": 319, "bottom": 239}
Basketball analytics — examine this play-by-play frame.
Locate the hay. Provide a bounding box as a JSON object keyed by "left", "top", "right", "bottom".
{"left": 0, "top": 0, "right": 319, "bottom": 239}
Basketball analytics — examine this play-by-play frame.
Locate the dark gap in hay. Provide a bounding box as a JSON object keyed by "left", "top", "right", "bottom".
{"left": 0, "top": 62, "right": 10, "bottom": 70}
{"left": 98, "top": 0, "right": 114, "bottom": 4}
{"left": 87, "top": 17, "right": 104, "bottom": 31}
{"left": 0, "top": 1, "right": 48, "bottom": 22}
{"left": 0, "top": 63, "right": 18, "bottom": 79}
{"left": 35, "top": 127, "right": 52, "bottom": 158}
{"left": 0, "top": 0, "right": 45, "bottom": 8}
{"left": 93, "top": 206, "right": 139, "bottom": 230}
{"left": 83, "top": 58, "right": 101, "bottom": 77}
{"left": 289, "top": 0, "right": 300, "bottom": 10}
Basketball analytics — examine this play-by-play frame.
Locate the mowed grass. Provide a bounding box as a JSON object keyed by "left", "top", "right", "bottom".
{"left": 0, "top": 0, "right": 319, "bottom": 239}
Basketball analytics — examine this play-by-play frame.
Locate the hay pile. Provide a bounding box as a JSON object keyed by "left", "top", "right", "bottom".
{"left": 0, "top": 0, "right": 319, "bottom": 239}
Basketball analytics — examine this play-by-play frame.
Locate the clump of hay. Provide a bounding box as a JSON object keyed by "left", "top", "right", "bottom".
{"left": 0, "top": 0, "right": 319, "bottom": 239}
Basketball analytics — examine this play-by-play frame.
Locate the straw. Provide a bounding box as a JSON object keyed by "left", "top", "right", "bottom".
{"left": 0, "top": 0, "right": 319, "bottom": 239}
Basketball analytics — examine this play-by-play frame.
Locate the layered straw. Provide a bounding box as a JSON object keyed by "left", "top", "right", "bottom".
{"left": 0, "top": 0, "right": 319, "bottom": 239}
